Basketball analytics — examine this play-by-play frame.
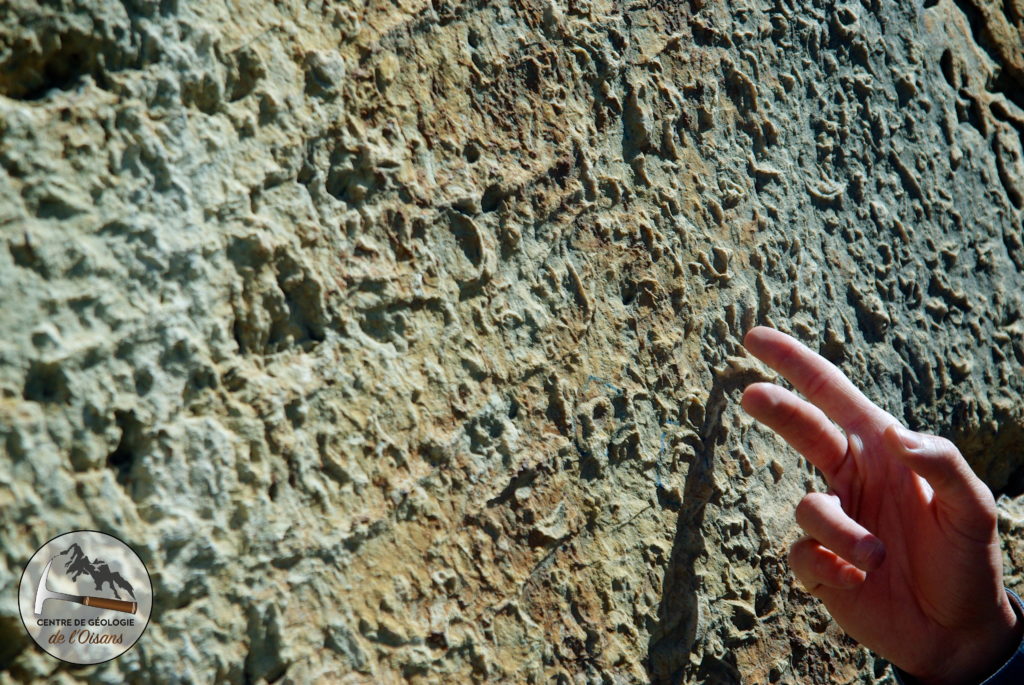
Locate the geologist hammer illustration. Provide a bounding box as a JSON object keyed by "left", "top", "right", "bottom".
{"left": 34, "top": 559, "right": 137, "bottom": 616}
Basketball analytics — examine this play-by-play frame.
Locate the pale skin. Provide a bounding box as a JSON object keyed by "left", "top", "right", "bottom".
{"left": 741, "top": 326, "right": 1022, "bottom": 684}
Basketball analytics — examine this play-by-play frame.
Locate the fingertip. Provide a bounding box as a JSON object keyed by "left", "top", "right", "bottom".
{"left": 743, "top": 326, "right": 773, "bottom": 352}
{"left": 790, "top": 537, "right": 868, "bottom": 592}
{"left": 740, "top": 382, "right": 772, "bottom": 412}
{"left": 795, "top": 491, "right": 885, "bottom": 572}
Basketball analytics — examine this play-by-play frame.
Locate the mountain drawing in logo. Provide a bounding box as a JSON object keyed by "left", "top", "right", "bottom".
{"left": 57, "top": 543, "right": 136, "bottom": 601}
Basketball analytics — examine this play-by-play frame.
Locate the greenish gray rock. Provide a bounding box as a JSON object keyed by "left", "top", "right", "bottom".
{"left": 1, "top": 0, "right": 1022, "bottom": 682}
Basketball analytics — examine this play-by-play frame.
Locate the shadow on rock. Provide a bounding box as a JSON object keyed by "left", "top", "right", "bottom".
{"left": 647, "top": 370, "right": 757, "bottom": 684}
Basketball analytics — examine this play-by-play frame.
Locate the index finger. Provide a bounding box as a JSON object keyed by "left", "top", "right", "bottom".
{"left": 743, "top": 327, "right": 889, "bottom": 431}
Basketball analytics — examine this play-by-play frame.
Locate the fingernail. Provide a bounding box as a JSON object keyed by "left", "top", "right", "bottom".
{"left": 895, "top": 426, "right": 921, "bottom": 451}
{"left": 855, "top": 537, "right": 885, "bottom": 571}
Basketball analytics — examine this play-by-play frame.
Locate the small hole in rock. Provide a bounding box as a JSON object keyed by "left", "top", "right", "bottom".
{"left": 23, "top": 361, "right": 71, "bottom": 404}
{"left": 106, "top": 411, "right": 148, "bottom": 487}
{"left": 481, "top": 184, "right": 507, "bottom": 213}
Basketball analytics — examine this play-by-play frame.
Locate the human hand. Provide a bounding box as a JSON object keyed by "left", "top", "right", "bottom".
{"left": 740, "top": 326, "right": 1021, "bottom": 684}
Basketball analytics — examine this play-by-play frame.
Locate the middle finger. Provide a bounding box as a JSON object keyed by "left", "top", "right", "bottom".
{"left": 742, "top": 382, "right": 849, "bottom": 486}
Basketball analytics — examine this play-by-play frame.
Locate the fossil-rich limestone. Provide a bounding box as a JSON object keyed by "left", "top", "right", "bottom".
{"left": 1, "top": 0, "right": 1023, "bottom": 682}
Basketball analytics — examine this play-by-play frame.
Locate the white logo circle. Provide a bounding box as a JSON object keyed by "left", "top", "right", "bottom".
{"left": 18, "top": 530, "right": 152, "bottom": 664}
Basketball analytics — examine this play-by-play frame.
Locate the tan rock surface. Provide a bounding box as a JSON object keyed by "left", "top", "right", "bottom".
{"left": 1, "top": 0, "right": 1022, "bottom": 682}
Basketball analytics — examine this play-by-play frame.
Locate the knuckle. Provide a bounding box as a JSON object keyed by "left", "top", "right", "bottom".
{"left": 933, "top": 436, "right": 962, "bottom": 459}
{"left": 974, "top": 496, "right": 999, "bottom": 532}
{"left": 794, "top": 419, "right": 832, "bottom": 462}
{"left": 805, "top": 367, "right": 838, "bottom": 401}
{"left": 776, "top": 395, "right": 802, "bottom": 431}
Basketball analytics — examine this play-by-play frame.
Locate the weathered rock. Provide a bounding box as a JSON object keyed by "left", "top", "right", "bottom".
{"left": 0, "top": 0, "right": 1022, "bottom": 682}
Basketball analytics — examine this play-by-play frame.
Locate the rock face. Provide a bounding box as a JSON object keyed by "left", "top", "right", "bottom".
{"left": 1, "top": 0, "right": 1022, "bottom": 682}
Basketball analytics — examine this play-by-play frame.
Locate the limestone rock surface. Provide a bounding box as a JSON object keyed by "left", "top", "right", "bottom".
{"left": 1, "top": 0, "right": 1023, "bottom": 682}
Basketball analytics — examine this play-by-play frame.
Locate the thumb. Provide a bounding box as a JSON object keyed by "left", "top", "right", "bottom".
{"left": 882, "top": 423, "right": 998, "bottom": 542}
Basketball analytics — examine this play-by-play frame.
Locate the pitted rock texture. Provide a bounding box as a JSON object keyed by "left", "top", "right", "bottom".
{"left": 1, "top": 0, "right": 1023, "bottom": 682}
